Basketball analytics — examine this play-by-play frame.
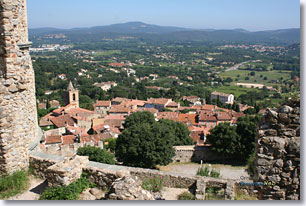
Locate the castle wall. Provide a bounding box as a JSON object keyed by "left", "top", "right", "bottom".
{"left": 0, "top": 0, "right": 38, "bottom": 174}
{"left": 254, "top": 99, "right": 300, "bottom": 200}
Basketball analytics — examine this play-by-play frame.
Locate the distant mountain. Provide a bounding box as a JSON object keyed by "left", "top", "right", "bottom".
{"left": 29, "top": 22, "right": 300, "bottom": 44}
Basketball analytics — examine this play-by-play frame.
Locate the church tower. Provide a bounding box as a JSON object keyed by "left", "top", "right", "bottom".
{"left": 0, "top": 0, "right": 38, "bottom": 174}
{"left": 65, "top": 81, "right": 79, "bottom": 107}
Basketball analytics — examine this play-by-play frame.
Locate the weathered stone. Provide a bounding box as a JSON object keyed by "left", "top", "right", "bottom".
{"left": 79, "top": 189, "right": 96, "bottom": 200}
{"left": 279, "top": 105, "right": 293, "bottom": 113}
{"left": 90, "top": 188, "right": 105, "bottom": 199}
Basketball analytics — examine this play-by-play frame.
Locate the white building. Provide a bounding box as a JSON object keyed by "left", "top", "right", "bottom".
{"left": 210, "top": 91, "right": 234, "bottom": 105}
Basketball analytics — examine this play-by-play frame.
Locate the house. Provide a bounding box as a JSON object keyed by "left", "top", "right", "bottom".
{"left": 93, "top": 100, "right": 111, "bottom": 115}
{"left": 183, "top": 96, "right": 201, "bottom": 104}
{"left": 157, "top": 112, "right": 179, "bottom": 121}
{"left": 210, "top": 91, "right": 234, "bottom": 104}
{"left": 109, "top": 105, "right": 131, "bottom": 116}
{"left": 197, "top": 111, "right": 217, "bottom": 129}
{"left": 38, "top": 103, "right": 47, "bottom": 110}
{"left": 111, "top": 97, "right": 129, "bottom": 105}
{"left": 165, "top": 101, "right": 180, "bottom": 112}
{"left": 94, "top": 82, "right": 117, "bottom": 91}
{"left": 145, "top": 98, "right": 172, "bottom": 112}
{"left": 50, "top": 100, "right": 60, "bottom": 109}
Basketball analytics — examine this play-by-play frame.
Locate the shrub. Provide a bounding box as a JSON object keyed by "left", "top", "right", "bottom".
{"left": 205, "top": 187, "right": 225, "bottom": 200}
{"left": 103, "top": 138, "right": 117, "bottom": 153}
{"left": 39, "top": 176, "right": 90, "bottom": 200}
{"left": 0, "top": 170, "right": 29, "bottom": 199}
{"left": 142, "top": 175, "right": 164, "bottom": 192}
{"left": 77, "top": 146, "right": 115, "bottom": 165}
{"left": 178, "top": 192, "right": 195, "bottom": 200}
{"left": 197, "top": 165, "right": 221, "bottom": 178}
{"left": 247, "top": 151, "right": 256, "bottom": 178}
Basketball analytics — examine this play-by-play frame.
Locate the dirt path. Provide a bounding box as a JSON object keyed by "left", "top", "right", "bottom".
{"left": 161, "top": 187, "right": 188, "bottom": 200}
{"left": 7, "top": 176, "right": 47, "bottom": 200}
{"left": 161, "top": 163, "right": 249, "bottom": 180}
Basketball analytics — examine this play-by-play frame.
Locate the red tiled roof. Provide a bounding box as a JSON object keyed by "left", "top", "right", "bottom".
{"left": 147, "top": 98, "right": 171, "bottom": 106}
{"left": 200, "top": 104, "right": 216, "bottom": 111}
{"left": 157, "top": 112, "right": 179, "bottom": 121}
{"left": 112, "top": 97, "right": 129, "bottom": 103}
{"left": 104, "top": 119, "right": 124, "bottom": 128}
{"left": 178, "top": 114, "right": 197, "bottom": 125}
{"left": 105, "top": 114, "right": 126, "bottom": 120}
{"left": 109, "top": 63, "right": 125, "bottom": 67}
{"left": 136, "top": 108, "right": 159, "bottom": 114}
{"left": 215, "top": 112, "right": 232, "bottom": 121}
{"left": 62, "top": 135, "right": 75, "bottom": 145}
{"left": 166, "top": 101, "right": 179, "bottom": 107}
{"left": 51, "top": 114, "right": 75, "bottom": 128}
{"left": 95, "top": 101, "right": 111, "bottom": 107}
{"left": 198, "top": 111, "right": 217, "bottom": 122}
{"left": 45, "top": 135, "right": 62, "bottom": 144}
{"left": 110, "top": 105, "right": 131, "bottom": 113}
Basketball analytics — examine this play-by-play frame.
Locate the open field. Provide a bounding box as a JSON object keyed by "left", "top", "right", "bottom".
{"left": 210, "top": 85, "right": 261, "bottom": 97}
{"left": 219, "top": 69, "right": 291, "bottom": 86}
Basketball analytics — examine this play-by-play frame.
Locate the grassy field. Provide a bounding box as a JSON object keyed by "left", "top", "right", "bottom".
{"left": 219, "top": 69, "right": 291, "bottom": 86}
{"left": 210, "top": 85, "right": 262, "bottom": 97}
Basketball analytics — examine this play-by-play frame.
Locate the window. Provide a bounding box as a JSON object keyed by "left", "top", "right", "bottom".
{"left": 73, "top": 93, "right": 76, "bottom": 101}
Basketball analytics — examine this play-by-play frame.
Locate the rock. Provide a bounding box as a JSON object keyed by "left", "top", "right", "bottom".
{"left": 274, "top": 159, "right": 283, "bottom": 168}
{"left": 257, "top": 158, "right": 271, "bottom": 166}
{"left": 279, "top": 105, "right": 293, "bottom": 113}
{"left": 79, "top": 189, "right": 96, "bottom": 200}
{"left": 90, "top": 188, "right": 105, "bottom": 199}
{"left": 108, "top": 176, "right": 154, "bottom": 200}
{"left": 278, "top": 113, "right": 290, "bottom": 124}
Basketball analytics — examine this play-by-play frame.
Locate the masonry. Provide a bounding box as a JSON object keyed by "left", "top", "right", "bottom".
{"left": 254, "top": 98, "right": 300, "bottom": 200}
{"left": 0, "top": 0, "right": 38, "bottom": 174}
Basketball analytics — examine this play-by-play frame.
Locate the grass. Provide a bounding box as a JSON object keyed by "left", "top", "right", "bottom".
{"left": 219, "top": 69, "right": 291, "bottom": 86}
{"left": 205, "top": 187, "right": 225, "bottom": 200}
{"left": 178, "top": 192, "right": 195, "bottom": 200}
{"left": 142, "top": 175, "right": 164, "bottom": 192}
{"left": 0, "top": 170, "right": 30, "bottom": 199}
{"left": 210, "top": 85, "right": 260, "bottom": 97}
{"left": 234, "top": 188, "right": 258, "bottom": 200}
{"left": 197, "top": 165, "right": 221, "bottom": 178}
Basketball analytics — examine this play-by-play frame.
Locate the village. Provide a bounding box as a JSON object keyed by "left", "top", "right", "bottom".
{"left": 38, "top": 81, "right": 248, "bottom": 156}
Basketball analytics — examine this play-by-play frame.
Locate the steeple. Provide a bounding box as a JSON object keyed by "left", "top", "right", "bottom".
{"left": 68, "top": 81, "right": 75, "bottom": 91}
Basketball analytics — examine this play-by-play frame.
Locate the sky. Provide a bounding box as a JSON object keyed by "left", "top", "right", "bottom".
{"left": 27, "top": 0, "right": 300, "bottom": 31}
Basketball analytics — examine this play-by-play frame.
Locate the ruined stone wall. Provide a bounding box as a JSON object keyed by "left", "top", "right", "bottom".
{"left": 173, "top": 145, "right": 232, "bottom": 163}
{"left": 0, "top": 0, "right": 38, "bottom": 174}
{"left": 254, "top": 99, "right": 300, "bottom": 200}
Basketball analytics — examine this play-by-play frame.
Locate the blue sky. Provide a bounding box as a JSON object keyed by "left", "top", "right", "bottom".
{"left": 27, "top": 0, "right": 300, "bottom": 31}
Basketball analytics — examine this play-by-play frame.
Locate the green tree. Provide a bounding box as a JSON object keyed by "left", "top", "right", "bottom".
{"left": 115, "top": 122, "right": 175, "bottom": 168}
{"left": 206, "top": 123, "right": 240, "bottom": 156}
{"left": 159, "top": 119, "right": 193, "bottom": 145}
{"left": 123, "top": 111, "right": 155, "bottom": 128}
{"left": 77, "top": 146, "right": 115, "bottom": 165}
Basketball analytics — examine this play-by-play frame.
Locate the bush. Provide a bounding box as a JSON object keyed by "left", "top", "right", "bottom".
{"left": 39, "top": 176, "right": 90, "bottom": 200}
{"left": 77, "top": 146, "right": 115, "bottom": 165}
{"left": 103, "top": 138, "right": 117, "bottom": 153}
{"left": 197, "top": 165, "right": 221, "bottom": 178}
{"left": 0, "top": 170, "right": 29, "bottom": 199}
{"left": 178, "top": 192, "right": 195, "bottom": 200}
{"left": 247, "top": 152, "right": 256, "bottom": 177}
{"left": 142, "top": 175, "right": 164, "bottom": 192}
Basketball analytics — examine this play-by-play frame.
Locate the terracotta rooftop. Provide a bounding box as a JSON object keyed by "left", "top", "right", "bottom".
{"left": 198, "top": 111, "right": 217, "bottom": 122}
{"left": 45, "top": 135, "right": 62, "bottom": 144}
{"left": 51, "top": 114, "right": 75, "bottom": 128}
{"left": 95, "top": 100, "right": 111, "bottom": 107}
{"left": 166, "top": 101, "right": 179, "bottom": 107}
{"left": 62, "top": 135, "right": 75, "bottom": 145}
{"left": 178, "top": 114, "right": 197, "bottom": 125}
{"left": 157, "top": 112, "right": 179, "bottom": 121}
{"left": 147, "top": 98, "right": 171, "bottom": 105}
{"left": 110, "top": 106, "right": 131, "bottom": 113}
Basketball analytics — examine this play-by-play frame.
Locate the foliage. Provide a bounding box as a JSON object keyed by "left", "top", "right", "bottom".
{"left": 206, "top": 115, "right": 261, "bottom": 162}
{"left": 122, "top": 111, "right": 155, "bottom": 129}
{"left": 205, "top": 187, "right": 225, "bottom": 200}
{"left": 206, "top": 123, "right": 240, "bottom": 156}
{"left": 178, "top": 192, "right": 195, "bottom": 200}
{"left": 0, "top": 170, "right": 29, "bottom": 199}
{"left": 142, "top": 175, "right": 164, "bottom": 192}
{"left": 103, "top": 138, "right": 117, "bottom": 153}
{"left": 234, "top": 188, "right": 258, "bottom": 200}
{"left": 115, "top": 121, "right": 175, "bottom": 168}
{"left": 158, "top": 119, "right": 193, "bottom": 145}
{"left": 197, "top": 165, "right": 221, "bottom": 178}
{"left": 77, "top": 146, "right": 115, "bottom": 165}
{"left": 247, "top": 151, "right": 256, "bottom": 178}
{"left": 39, "top": 176, "right": 90, "bottom": 200}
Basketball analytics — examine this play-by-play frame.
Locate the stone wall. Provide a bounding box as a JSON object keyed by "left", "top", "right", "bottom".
{"left": 0, "top": 0, "right": 38, "bottom": 174}
{"left": 173, "top": 145, "right": 232, "bottom": 163}
{"left": 254, "top": 99, "right": 300, "bottom": 200}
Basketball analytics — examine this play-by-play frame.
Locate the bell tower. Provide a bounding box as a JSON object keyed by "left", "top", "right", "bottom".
{"left": 65, "top": 81, "right": 79, "bottom": 107}
{"left": 0, "top": 0, "right": 38, "bottom": 174}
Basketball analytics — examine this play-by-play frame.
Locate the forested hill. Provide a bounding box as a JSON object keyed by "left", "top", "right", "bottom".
{"left": 29, "top": 22, "right": 300, "bottom": 45}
